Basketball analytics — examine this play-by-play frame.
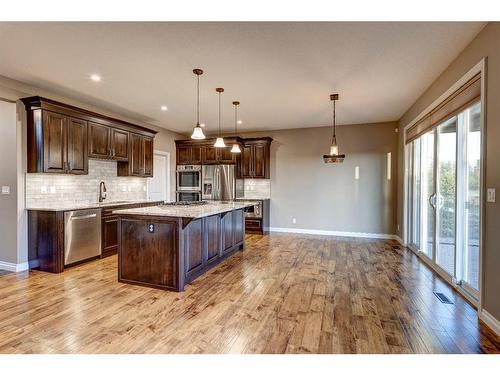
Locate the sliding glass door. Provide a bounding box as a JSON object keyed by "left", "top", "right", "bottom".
{"left": 407, "top": 101, "right": 481, "bottom": 301}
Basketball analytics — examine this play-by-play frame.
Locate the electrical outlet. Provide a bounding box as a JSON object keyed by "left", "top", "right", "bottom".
{"left": 121, "top": 186, "right": 127, "bottom": 192}
{"left": 487, "top": 188, "right": 496, "bottom": 203}
{"left": 41, "top": 186, "right": 47, "bottom": 194}
{"left": 49, "top": 186, "right": 56, "bottom": 194}
{"left": 1, "top": 186, "right": 10, "bottom": 195}
{"left": 292, "top": 217, "right": 297, "bottom": 224}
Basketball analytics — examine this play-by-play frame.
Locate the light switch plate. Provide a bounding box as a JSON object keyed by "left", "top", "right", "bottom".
{"left": 1, "top": 186, "right": 10, "bottom": 195}
{"left": 41, "top": 186, "right": 47, "bottom": 194}
{"left": 49, "top": 186, "right": 56, "bottom": 194}
{"left": 487, "top": 188, "right": 496, "bottom": 203}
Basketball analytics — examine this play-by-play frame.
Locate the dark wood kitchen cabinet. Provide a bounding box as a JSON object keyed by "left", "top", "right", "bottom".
{"left": 22, "top": 96, "right": 156, "bottom": 177}
{"left": 202, "top": 146, "right": 218, "bottom": 164}
{"left": 88, "top": 122, "right": 129, "bottom": 161}
{"left": 118, "top": 133, "right": 154, "bottom": 177}
{"left": 177, "top": 145, "right": 202, "bottom": 165}
{"left": 240, "top": 138, "right": 272, "bottom": 179}
{"left": 25, "top": 108, "right": 88, "bottom": 175}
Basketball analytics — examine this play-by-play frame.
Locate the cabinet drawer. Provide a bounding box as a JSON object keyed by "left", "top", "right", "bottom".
{"left": 245, "top": 219, "right": 262, "bottom": 231}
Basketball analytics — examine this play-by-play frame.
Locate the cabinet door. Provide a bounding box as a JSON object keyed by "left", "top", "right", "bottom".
{"left": 185, "top": 219, "right": 204, "bottom": 275}
{"left": 203, "top": 147, "right": 218, "bottom": 164}
{"left": 88, "top": 122, "right": 111, "bottom": 158}
{"left": 253, "top": 143, "right": 267, "bottom": 178}
{"left": 177, "top": 146, "right": 192, "bottom": 165}
{"left": 102, "top": 215, "right": 118, "bottom": 256}
{"left": 206, "top": 215, "right": 220, "bottom": 262}
{"left": 191, "top": 146, "right": 202, "bottom": 164}
{"left": 218, "top": 147, "right": 236, "bottom": 164}
{"left": 42, "top": 111, "right": 67, "bottom": 173}
{"left": 222, "top": 211, "right": 234, "bottom": 253}
{"left": 143, "top": 136, "right": 154, "bottom": 177}
{"left": 129, "top": 133, "right": 144, "bottom": 176}
{"left": 66, "top": 117, "right": 88, "bottom": 174}
{"left": 234, "top": 209, "right": 244, "bottom": 244}
{"left": 111, "top": 129, "right": 129, "bottom": 161}
{"left": 241, "top": 144, "right": 253, "bottom": 178}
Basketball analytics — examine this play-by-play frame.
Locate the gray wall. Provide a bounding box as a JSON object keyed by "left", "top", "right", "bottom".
{"left": 240, "top": 121, "right": 398, "bottom": 235}
{"left": 0, "top": 100, "right": 18, "bottom": 264}
{"left": 0, "top": 76, "right": 182, "bottom": 266}
{"left": 396, "top": 22, "right": 500, "bottom": 321}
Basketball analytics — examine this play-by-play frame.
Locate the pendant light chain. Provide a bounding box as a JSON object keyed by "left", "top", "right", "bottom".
{"left": 332, "top": 98, "right": 336, "bottom": 138}
{"left": 235, "top": 104, "right": 238, "bottom": 135}
{"left": 218, "top": 90, "right": 221, "bottom": 137}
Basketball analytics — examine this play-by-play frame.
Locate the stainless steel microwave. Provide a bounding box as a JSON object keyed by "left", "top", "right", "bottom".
{"left": 176, "top": 165, "right": 202, "bottom": 191}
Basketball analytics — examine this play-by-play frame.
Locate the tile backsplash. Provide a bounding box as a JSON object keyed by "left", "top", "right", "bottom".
{"left": 25, "top": 160, "right": 147, "bottom": 206}
{"left": 236, "top": 178, "right": 271, "bottom": 199}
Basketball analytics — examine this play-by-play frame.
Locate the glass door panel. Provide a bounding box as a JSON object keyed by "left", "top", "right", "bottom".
{"left": 410, "top": 139, "right": 421, "bottom": 249}
{"left": 460, "top": 102, "right": 481, "bottom": 291}
{"left": 421, "top": 131, "right": 435, "bottom": 258}
{"left": 436, "top": 118, "right": 457, "bottom": 276}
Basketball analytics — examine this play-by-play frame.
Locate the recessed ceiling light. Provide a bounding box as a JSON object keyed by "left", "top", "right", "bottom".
{"left": 200, "top": 123, "right": 206, "bottom": 127}
{"left": 237, "top": 120, "right": 243, "bottom": 124}
{"left": 90, "top": 74, "right": 101, "bottom": 82}
{"left": 161, "top": 106, "right": 168, "bottom": 111}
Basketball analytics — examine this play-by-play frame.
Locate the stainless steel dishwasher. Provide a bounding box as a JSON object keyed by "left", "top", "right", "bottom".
{"left": 64, "top": 209, "right": 102, "bottom": 266}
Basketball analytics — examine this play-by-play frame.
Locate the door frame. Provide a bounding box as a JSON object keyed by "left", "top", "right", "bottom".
{"left": 147, "top": 150, "right": 170, "bottom": 202}
{"left": 402, "top": 58, "right": 487, "bottom": 311}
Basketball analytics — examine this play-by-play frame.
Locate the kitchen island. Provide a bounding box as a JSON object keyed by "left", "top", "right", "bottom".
{"left": 113, "top": 201, "right": 255, "bottom": 291}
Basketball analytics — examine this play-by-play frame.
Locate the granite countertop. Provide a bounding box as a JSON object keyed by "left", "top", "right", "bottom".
{"left": 113, "top": 201, "right": 256, "bottom": 219}
{"left": 235, "top": 197, "right": 270, "bottom": 201}
{"left": 26, "top": 199, "right": 163, "bottom": 212}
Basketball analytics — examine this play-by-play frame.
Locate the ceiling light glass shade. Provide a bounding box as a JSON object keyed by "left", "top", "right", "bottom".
{"left": 230, "top": 143, "right": 241, "bottom": 153}
{"left": 330, "top": 144, "right": 339, "bottom": 156}
{"left": 191, "top": 125, "right": 206, "bottom": 140}
{"left": 214, "top": 137, "right": 226, "bottom": 147}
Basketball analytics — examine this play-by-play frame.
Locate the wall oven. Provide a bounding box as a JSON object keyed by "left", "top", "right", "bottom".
{"left": 176, "top": 165, "right": 202, "bottom": 191}
{"left": 176, "top": 191, "right": 202, "bottom": 202}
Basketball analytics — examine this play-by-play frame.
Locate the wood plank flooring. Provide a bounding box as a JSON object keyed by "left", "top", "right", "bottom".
{"left": 0, "top": 233, "right": 499, "bottom": 354}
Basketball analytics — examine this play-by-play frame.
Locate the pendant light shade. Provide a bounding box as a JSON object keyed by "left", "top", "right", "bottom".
{"left": 323, "top": 94, "right": 345, "bottom": 164}
{"left": 191, "top": 68, "right": 206, "bottom": 140}
{"left": 231, "top": 143, "right": 241, "bottom": 153}
{"left": 214, "top": 87, "right": 226, "bottom": 147}
{"left": 231, "top": 101, "right": 241, "bottom": 153}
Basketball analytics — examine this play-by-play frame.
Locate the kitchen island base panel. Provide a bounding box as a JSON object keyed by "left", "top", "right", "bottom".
{"left": 117, "top": 209, "right": 245, "bottom": 292}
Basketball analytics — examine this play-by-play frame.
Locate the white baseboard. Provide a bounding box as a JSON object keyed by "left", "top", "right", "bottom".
{"left": 269, "top": 227, "right": 397, "bottom": 240}
{"left": 479, "top": 309, "right": 500, "bottom": 336}
{"left": 0, "top": 260, "right": 30, "bottom": 273}
{"left": 394, "top": 235, "right": 405, "bottom": 246}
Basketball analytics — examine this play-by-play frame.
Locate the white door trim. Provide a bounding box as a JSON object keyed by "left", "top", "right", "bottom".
{"left": 147, "top": 150, "right": 170, "bottom": 202}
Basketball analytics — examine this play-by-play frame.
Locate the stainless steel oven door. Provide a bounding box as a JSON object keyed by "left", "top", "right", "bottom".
{"left": 176, "top": 165, "right": 202, "bottom": 191}
{"left": 176, "top": 191, "right": 202, "bottom": 202}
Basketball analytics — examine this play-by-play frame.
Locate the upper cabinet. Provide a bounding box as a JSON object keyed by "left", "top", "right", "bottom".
{"left": 118, "top": 134, "right": 154, "bottom": 177}
{"left": 177, "top": 145, "right": 202, "bottom": 165}
{"left": 22, "top": 96, "right": 156, "bottom": 177}
{"left": 25, "top": 109, "right": 88, "bottom": 175}
{"left": 88, "top": 122, "right": 130, "bottom": 161}
{"left": 240, "top": 138, "right": 272, "bottom": 179}
{"left": 175, "top": 137, "right": 272, "bottom": 179}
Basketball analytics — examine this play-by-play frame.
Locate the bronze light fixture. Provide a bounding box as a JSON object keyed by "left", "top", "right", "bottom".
{"left": 230, "top": 101, "right": 241, "bottom": 153}
{"left": 323, "top": 94, "right": 345, "bottom": 164}
{"left": 191, "top": 68, "right": 206, "bottom": 140}
{"left": 214, "top": 87, "right": 226, "bottom": 147}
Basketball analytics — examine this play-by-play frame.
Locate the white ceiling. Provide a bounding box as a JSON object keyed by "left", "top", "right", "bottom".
{"left": 0, "top": 22, "right": 485, "bottom": 134}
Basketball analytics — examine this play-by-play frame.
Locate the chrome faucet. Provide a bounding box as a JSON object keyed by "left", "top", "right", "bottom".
{"left": 99, "top": 181, "right": 107, "bottom": 203}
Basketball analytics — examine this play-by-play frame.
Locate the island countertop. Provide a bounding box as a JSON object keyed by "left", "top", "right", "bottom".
{"left": 112, "top": 201, "right": 256, "bottom": 219}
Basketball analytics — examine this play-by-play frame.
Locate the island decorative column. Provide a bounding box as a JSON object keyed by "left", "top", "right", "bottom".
{"left": 114, "top": 203, "right": 250, "bottom": 291}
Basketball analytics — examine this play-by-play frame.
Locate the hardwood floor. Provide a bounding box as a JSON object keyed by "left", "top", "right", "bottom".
{"left": 0, "top": 233, "right": 499, "bottom": 354}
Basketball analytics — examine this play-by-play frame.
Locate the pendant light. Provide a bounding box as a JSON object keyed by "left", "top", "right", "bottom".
{"left": 323, "top": 94, "right": 345, "bottom": 164}
{"left": 214, "top": 87, "right": 226, "bottom": 147}
{"left": 230, "top": 101, "right": 242, "bottom": 153}
{"left": 191, "top": 68, "right": 206, "bottom": 140}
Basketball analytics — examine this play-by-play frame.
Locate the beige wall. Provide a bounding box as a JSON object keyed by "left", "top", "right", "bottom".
{"left": 239, "top": 122, "right": 398, "bottom": 235}
{"left": 0, "top": 76, "right": 182, "bottom": 267}
{"left": 396, "top": 22, "right": 500, "bottom": 321}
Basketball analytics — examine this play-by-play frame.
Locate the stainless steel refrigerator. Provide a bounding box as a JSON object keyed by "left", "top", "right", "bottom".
{"left": 202, "top": 165, "right": 236, "bottom": 201}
